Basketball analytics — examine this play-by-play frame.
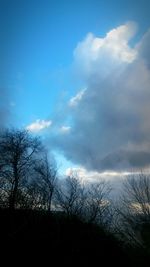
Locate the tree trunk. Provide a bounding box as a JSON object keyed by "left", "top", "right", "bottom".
{"left": 48, "top": 191, "right": 53, "bottom": 212}
{"left": 9, "top": 165, "right": 19, "bottom": 210}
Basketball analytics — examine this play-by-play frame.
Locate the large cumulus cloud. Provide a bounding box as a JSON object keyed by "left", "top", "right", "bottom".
{"left": 50, "top": 22, "right": 150, "bottom": 172}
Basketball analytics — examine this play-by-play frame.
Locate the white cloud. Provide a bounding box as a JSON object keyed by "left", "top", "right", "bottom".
{"left": 65, "top": 167, "right": 141, "bottom": 197}
{"left": 26, "top": 119, "right": 52, "bottom": 132}
{"left": 49, "top": 22, "right": 150, "bottom": 172}
{"left": 69, "top": 88, "right": 86, "bottom": 107}
{"left": 60, "top": 126, "right": 71, "bottom": 133}
{"left": 74, "top": 22, "right": 137, "bottom": 78}
{"left": 65, "top": 167, "right": 131, "bottom": 183}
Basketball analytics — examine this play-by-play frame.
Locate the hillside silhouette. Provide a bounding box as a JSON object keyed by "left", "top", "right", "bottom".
{"left": 0, "top": 208, "right": 149, "bottom": 266}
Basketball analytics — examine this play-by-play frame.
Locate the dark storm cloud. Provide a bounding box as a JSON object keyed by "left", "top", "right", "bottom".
{"left": 50, "top": 23, "right": 150, "bottom": 172}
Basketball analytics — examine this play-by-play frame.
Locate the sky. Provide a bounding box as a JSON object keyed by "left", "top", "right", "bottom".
{"left": 1, "top": 0, "right": 150, "bottom": 179}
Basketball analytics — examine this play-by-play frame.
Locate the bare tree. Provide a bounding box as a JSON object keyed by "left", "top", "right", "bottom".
{"left": 33, "top": 152, "right": 57, "bottom": 212}
{"left": 115, "top": 173, "right": 150, "bottom": 246}
{"left": 54, "top": 174, "right": 112, "bottom": 226}
{"left": 0, "top": 128, "right": 42, "bottom": 209}
{"left": 54, "top": 175, "right": 86, "bottom": 217}
{"left": 84, "top": 180, "right": 112, "bottom": 226}
{"left": 123, "top": 173, "right": 150, "bottom": 217}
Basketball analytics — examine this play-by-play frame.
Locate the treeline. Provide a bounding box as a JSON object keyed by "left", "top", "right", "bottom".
{"left": 0, "top": 128, "right": 150, "bottom": 253}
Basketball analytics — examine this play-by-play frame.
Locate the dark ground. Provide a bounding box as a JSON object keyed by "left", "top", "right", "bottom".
{"left": 0, "top": 208, "right": 149, "bottom": 266}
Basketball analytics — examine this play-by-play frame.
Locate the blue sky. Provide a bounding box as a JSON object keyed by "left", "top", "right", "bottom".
{"left": 1, "top": 0, "right": 150, "bottom": 175}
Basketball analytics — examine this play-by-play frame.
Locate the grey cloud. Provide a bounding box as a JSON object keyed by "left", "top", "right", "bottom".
{"left": 137, "top": 29, "right": 150, "bottom": 68}
{"left": 50, "top": 24, "right": 150, "bottom": 172}
{"left": 100, "top": 150, "right": 150, "bottom": 171}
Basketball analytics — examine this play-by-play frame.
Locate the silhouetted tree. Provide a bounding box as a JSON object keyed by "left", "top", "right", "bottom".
{"left": 123, "top": 173, "right": 150, "bottom": 217}
{"left": 54, "top": 175, "right": 86, "bottom": 217}
{"left": 84, "top": 180, "right": 112, "bottom": 226}
{"left": 33, "top": 151, "right": 57, "bottom": 211}
{"left": 54, "top": 174, "right": 112, "bottom": 226}
{"left": 0, "top": 128, "right": 42, "bottom": 209}
{"left": 116, "top": 173, "right": 150, "bottom": 246}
